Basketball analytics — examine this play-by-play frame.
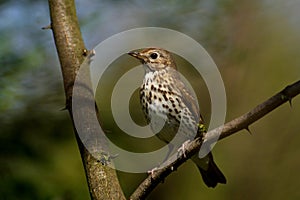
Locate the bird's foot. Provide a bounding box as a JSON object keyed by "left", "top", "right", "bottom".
{"left": 177, "top": 140, "right": 191, "bottom": 158}
{"left": 147, "top": 167, "right": 159, "bottom": 177}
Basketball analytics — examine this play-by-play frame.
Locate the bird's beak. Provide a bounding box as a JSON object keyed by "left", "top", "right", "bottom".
{"left": 128, "top": 51, "right": 146, "bottom": 62}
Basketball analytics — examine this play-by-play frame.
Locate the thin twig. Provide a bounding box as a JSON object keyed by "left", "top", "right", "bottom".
{"left": 130, "top": 80, "right": 300, "bottom": 200}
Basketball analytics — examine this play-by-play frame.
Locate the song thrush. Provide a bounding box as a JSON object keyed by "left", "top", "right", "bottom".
{"left": 128, "top": 47, "right": 226, "bottom": 188}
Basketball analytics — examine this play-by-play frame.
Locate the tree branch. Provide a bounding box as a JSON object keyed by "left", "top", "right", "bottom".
{"left": 47, "top": 0, "right": 125, "bottom": 199}
{"left": 130, "top": 80, "right": 300, "bottom": 200}
{"left": 47, "top": 2, "right": 300, "bottom": 199}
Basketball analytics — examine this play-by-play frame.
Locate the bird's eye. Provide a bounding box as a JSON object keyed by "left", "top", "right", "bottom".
{"left": 150, "top": 52, "right": 158, "bottom": 59}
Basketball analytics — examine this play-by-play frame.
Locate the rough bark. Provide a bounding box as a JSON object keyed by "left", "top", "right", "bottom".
{"left": 48, "top": 0, "right": 125, "bottom": 199}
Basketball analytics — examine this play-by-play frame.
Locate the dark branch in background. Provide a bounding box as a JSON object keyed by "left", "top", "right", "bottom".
{"left": 130, "top": 80, "right": 300, "bottom": 200}
{"left": 47, "top": 0, "right": 125, "bottom": 199}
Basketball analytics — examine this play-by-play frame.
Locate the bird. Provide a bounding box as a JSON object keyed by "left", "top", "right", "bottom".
{"left": 128, "top": 47, "right": 226, "bottom": 188}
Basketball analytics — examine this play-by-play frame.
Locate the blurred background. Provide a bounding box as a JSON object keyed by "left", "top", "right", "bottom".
{"left": 1, "top": 0, "right": 300, "bottom": 199}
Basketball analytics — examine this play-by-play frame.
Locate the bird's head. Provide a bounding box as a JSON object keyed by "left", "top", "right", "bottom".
{"left": 128, "top": 48, "right": 177, "bottom": 71}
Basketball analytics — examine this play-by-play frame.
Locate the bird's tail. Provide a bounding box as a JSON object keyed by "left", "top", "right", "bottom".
{"left": 192, "top": 153, "right": 226, "bottom": 188}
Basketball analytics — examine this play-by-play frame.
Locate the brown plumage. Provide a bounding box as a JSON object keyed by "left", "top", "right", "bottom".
{"left": 128, "top": 47, "right": 226, "bottom": 188}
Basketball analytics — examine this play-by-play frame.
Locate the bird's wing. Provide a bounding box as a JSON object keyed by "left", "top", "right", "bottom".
{"left": 169, "top": 68, "right": 204, "bottom": 125}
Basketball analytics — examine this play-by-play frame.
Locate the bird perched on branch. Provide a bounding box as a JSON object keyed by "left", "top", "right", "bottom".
{"left": 128, "top": 48, "right": 226, "bottom": 188}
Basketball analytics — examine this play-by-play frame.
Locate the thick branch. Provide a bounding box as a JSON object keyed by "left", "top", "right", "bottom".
{"left": 130, "top": 80, "right": 300, "bottom": 200}
{"left": 48, "top": 0, "right": 125, "bottom": 199}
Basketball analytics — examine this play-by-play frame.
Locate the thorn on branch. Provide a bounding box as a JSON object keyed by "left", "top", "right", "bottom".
{"left": 41, "top": 24, "right": 52, "bottom": 30}
{"left": 280, "top": 93, "right": 293, "bottom": 107}
{"left": 289, "top": 99, "right": 293, "bottom": 108}
{"left": 245, "top": 126, "right": 252, "bottom": 134}
{"left": 60, "top": 106, "right": 68, "bottom": 111}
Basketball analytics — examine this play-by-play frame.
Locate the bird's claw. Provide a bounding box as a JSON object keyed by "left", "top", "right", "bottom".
{"left": 177, "top": 140, "right": 191, "bottom": 158}
{"left": 148, "top": 167, "right": 159, "bottom": 177}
